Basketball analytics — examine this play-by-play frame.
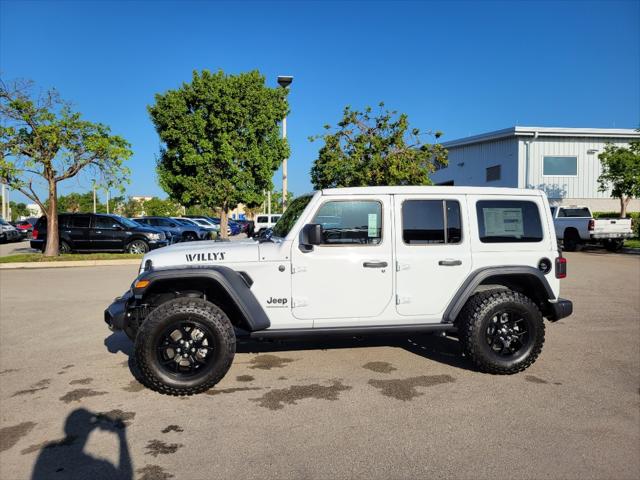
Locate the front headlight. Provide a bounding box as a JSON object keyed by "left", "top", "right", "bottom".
{"left": 147, "top": 233, "right": 161, "bottom": 240}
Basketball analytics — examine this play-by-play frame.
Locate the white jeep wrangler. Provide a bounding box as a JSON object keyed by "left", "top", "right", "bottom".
{"left": 105, "top": 186, "right": 573, "bottom": 395}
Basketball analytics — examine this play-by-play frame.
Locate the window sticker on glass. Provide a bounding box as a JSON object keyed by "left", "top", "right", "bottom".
{"left": 368, "top": 213, "right": 378, "bottom": 237}
{"left": 483, "top": 208, "right": 524, "bottom": 237}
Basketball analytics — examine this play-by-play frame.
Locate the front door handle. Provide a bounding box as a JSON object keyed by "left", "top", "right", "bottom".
{"left": 363, "top": 261, "right": 388, "bottom": 268}
{"left": 439, "top": 259, "right": 462, "bottom": 266}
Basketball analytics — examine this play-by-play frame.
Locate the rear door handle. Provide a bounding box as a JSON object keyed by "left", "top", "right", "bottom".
{"left": 439, "top": 259, "right": 462, "bottom": 266}
{"left": 363, "top": 261, "right": 388, "bottom": 268}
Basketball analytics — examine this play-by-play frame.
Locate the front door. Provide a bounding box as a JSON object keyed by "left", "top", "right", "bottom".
{"left": 91, "top": 215, "right": 126, "bottom": 250}
{"left": 394, "top": 195, "right": 472, "bottom": 317}
{"left": 291, "top": 195, "right": 393, "bottom": 323}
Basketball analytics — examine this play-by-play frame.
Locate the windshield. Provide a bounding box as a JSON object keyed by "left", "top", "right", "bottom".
{"left": 0, "top": 219, "right": 10, "bottom": 226}
{"left": 111, "top": 215, "right": 140, "bottom": 228}
{"left": 272, "top": 195, "right": 314, "bottom": 238}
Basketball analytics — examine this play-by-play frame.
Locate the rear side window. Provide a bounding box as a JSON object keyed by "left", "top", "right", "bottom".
{"left": 402, "top": 200, "right": 462, "bottom": 244}
{"left": 271, "top": 215, "right": 281, "bottom": 223}
{"left": 476, "top": 200, "right": 543, "bottom": 243}
{"left": 312, "top": 200, "right": 382, "bottom": 245}
{"left": 69, "top": 215, "right": 90, "bottom": 228}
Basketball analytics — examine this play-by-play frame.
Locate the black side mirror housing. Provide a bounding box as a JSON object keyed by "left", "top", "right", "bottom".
{"left": 300, "top": 224, "right": 323, "bottom": 251}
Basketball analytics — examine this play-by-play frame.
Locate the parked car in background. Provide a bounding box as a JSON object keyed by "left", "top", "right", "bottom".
{"left": 0, "top": 218, "right": 21, "bottom": 243}
{"left": 31, "top": 213, "right": 168, "bottom": 254}
{"left": 171, "top": 218, "right": 213, "bottom": 240}
{"left": 550, "top": 205, "right": 633, "bottom": 252}
{"left": 14, "top": 220, "right": 35, "bottom": 238}
{"left": 175, "top": 217, "right": 220, "bottom": 237}
{"left": 134, "top": 216, "right": 207, "bottom": 243}
{"left": 254, "top": 214, "right": 281, "bottom": 236}
{"left": 234, "top": 219, "right": 254, "bottom": 236}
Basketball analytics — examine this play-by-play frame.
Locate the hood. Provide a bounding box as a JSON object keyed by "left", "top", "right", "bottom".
{"left": 142, "top": 238, "right": 259, "bottom": 270}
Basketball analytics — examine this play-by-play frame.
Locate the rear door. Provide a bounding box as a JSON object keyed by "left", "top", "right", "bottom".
{"left": 394, "top": 195, "right": 472, "bottom": 317}
{"left": 65, "top": 215, "right": 92, "bottom": 249}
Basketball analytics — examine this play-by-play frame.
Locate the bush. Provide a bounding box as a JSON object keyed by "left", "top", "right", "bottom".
{"left": 592, "top": 211, "right": 640, "bottom": 238}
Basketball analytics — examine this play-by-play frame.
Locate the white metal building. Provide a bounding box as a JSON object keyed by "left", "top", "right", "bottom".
{"left": 431, "top": 126, "right": 640, "bottom": 212}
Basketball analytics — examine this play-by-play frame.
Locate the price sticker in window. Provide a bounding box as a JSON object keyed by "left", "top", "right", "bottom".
{"left": 368, "top": 214, "right": 378, "bottom": 237}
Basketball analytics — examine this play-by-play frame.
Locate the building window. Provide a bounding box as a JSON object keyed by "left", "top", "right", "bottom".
{"left": 486, "top": 165, "right": 501, "bottom": 182}
{"left": 543, "top": 156, "right": 577, "bottom": 176}
{"left": 402, "top": 200, "right": 461, "bottom": 245}
{"left": 476, "top": 200, "right": 543, "bottom": 243}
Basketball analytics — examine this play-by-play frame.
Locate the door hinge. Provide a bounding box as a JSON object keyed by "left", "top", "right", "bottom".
{"left": 396, "top": 261, "right": 410, "bottom": 272}
{"left": 292, "top": 297, "right": 308, "bottom": 308}
{"left": 396, "top": 295, "right": 411, "bottom": 305}
{"left": 291, "top": 265, "right": 307, "bottom": 274}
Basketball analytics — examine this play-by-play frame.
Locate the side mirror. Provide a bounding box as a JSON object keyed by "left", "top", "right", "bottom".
{"left": 114, "top": 224, "right": 124, "bottom": 230}
{"left": 169, "top": 223, "right": 177, "bottom": 228}
{"left": 300, "top": 224, "right": 323, "bottom": 251}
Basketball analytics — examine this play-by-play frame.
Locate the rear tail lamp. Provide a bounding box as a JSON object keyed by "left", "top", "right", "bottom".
{"left": 588, "top": 219, "right": 595, "bottom": 231}
{"left": 555, "top": 256, "right": 567, "bottom": 279}
{"left": 32, "top": 228, "right": 38, "bottom": 240}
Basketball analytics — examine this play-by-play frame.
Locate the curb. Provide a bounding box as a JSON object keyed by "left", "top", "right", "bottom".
{"left": 0, "top": 259, "right": 141, "bottom": 270}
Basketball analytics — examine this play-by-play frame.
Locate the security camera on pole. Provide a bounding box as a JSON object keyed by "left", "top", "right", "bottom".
{"left": 277, "top": 75, "right": 293, "bottom": 211}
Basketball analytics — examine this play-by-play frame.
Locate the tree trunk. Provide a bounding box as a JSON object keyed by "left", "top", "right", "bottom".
{"left": 620, "top": 196, "right": 630, "bottom": 219}
{"left": 43, "top": 181, "right": 59, "bottom": 256}
{"left": 219, "top": 204, "right": 229, "bottom": 240}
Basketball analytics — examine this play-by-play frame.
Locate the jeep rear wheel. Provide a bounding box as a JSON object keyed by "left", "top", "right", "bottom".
{"left": 457, "top": 289, "right": 545, "bottom": 374}
{"left": 134, "top": 297, "right": 235, "bottom": 395}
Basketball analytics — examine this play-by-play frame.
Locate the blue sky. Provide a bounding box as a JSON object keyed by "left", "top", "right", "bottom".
{"left": 1, "top": 0, "right": 638, "bottom": 204}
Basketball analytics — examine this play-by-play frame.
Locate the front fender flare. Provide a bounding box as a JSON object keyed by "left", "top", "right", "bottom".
{"left": 133, "top": 266, "right": 270, "bottom": 332}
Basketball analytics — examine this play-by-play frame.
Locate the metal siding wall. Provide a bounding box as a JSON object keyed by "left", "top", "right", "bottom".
{"left": 523, "top": 137, "right": 637, "bottom": 199}
{"left": 431, "top": 138, "right": 518, "bottom": 187}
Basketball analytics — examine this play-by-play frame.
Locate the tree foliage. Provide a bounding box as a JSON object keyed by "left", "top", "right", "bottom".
{"left": 148, "top": 69, "right": 289, "bottom": 238}
{"left": 9, "top": 201, "right": 29, "bottom": 220}
{"left": 0, "top": 79, "right": 132, "bottom": 255}
{"left": 141, "top": 197, "right": 183, "bottom": 217}
{"left": 310, "top": 103, "right": 447, "bottom": 189}
{"left": 598, "top": 139, "right": 640, "bottom": 218}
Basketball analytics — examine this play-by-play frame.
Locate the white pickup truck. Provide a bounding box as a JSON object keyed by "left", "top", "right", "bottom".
{"left": 550, "top": 205, "right": 633, "bottom": 252}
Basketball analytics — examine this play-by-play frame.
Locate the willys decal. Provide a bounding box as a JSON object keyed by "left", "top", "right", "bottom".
{"left": 185, "top": 252, "right": 226, "bottom": 262}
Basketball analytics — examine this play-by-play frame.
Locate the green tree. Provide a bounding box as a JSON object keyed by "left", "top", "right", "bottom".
{"left": 142, "top": 197, "right": 183, "bottom": 217}
{"left": 120, "top": 197, "right": 145, "bottom": 218}
{"left": 0, "top": 79, "right": 132, "bottom": 255}
{"left": 310, "top": 103, "right": 447, "bottom": 189}
{"left": 52, "top": 192, "right": 104, "bottom": 213}
{"left": 148, "top": 69, "right": 289, "bottom": 239}
{"left": 268, "top": 190, "right": 293, "bottom": 214}
{"left": 9, "top": 201, "right": 28, "bottom": 220}
{"left": 598, "top": 139, "right": 640, "bottom": 218}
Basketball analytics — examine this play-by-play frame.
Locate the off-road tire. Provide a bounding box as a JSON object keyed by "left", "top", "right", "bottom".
{"left": 135, "top": 297, "right": 235, "bottom": 395}
{"left": 126, "top": 239, "right": 149, "bottom": 254}
{"left": 457, "top": 289, "right": 545, "bottom": 374}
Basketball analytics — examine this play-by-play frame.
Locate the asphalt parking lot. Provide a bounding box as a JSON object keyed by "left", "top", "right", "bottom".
{"left": 0, "top": 251, "right": 638, "bottom": 480}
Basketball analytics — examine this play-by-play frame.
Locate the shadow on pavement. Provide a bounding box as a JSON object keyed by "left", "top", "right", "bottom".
{"left": 30, "top": 408, "right": 132, "bottom": 480}
{"left": 104, "top": 329, "right": 473, "bottom": 375}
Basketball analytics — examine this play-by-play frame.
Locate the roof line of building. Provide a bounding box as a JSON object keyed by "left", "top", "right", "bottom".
{"left": 442, "top": 126, "right": 640, "bottom": 148}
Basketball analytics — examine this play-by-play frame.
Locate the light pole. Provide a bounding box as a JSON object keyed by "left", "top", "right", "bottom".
{"left": 277, "top": 75, "right": 293, "bottom": 211}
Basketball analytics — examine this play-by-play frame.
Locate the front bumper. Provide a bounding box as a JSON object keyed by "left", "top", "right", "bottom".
{"left": 547, "top": 298, "right": 573, "bottom": 322}
{"left": 148, "top": 239, "right": 169, "bottom": 250}
{"left": 104, "top": 290, "right": 133, "bottom": 331}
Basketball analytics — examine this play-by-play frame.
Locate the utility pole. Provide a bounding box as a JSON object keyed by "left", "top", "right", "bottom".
{"left": 92, "top": 180, "right": 97, "bottom": 213}
{"left": 267, "top": 190, "right": 271, "bottom": 217}
{"left": 1, "top": 182, "right": 7, "bottom": 219}
{"left": 277, "top": 76, "right": 293, "bottom": 211}
{"left": 106, "top": 188, "right": 110, "bottom": 214}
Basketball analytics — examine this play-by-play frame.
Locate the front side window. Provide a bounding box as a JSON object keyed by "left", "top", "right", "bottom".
{"left": 95, "top": 216, "right": 119, "bottom": 229}
{"left": 312, "top": 200, "right": 382, "bottom": 245}
{"left": 543, "top": 156, "right": 577, "bottom": 176}
{"left": 476, "top": 200, "right": 543, "bottom": 243}
{"left": 256, "top": 216, "right": 268, "bottom": 223}
{"left": 402, "top": 200, "right": 462, "bottom": 244}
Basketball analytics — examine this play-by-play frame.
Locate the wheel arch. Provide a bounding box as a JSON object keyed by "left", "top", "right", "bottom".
{"left": 444, "top": 266, "right": 555, "bottom": 323}
{"left": 562, "top": 226, "right": 579, "bottom": 240}
{"left": 135, "top": 266, "right": 270, "bottom": 332}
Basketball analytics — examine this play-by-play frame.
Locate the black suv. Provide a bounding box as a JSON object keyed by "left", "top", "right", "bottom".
{"left": 31, "top": 213, "right": 168, "bottom": 254}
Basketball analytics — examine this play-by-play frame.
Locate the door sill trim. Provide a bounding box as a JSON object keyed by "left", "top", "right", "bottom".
{"left": 247, "top": 323, "right": 456, "bottom": 339}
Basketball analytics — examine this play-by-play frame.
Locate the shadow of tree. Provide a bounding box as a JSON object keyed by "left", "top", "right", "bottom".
{"left": 30, "top": 408, "right": 132, "bottom": 480}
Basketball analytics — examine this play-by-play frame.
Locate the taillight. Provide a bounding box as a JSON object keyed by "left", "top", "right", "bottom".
{"left": 32, "top": 228, "right": 38, "bottom": 239}
{"left": 588, "top": 219, "right": 595, "bottom": 231}
{"left": 555, "top": 256, "right": 567, "bottom": 279}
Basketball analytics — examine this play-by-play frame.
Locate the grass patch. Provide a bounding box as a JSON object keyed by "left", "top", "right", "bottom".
{"left": 0, "top": 253, "right": 143, "bottom": 263}
{"left": 624, "top": 239, "right": 640, "bottom": 249}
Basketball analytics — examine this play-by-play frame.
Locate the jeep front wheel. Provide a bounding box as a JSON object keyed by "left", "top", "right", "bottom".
{"left": 134, "top": 298, "right": 235, "bottom": 395}
{"left": 457, "top": 289, "right": 545, "bottom": 374}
